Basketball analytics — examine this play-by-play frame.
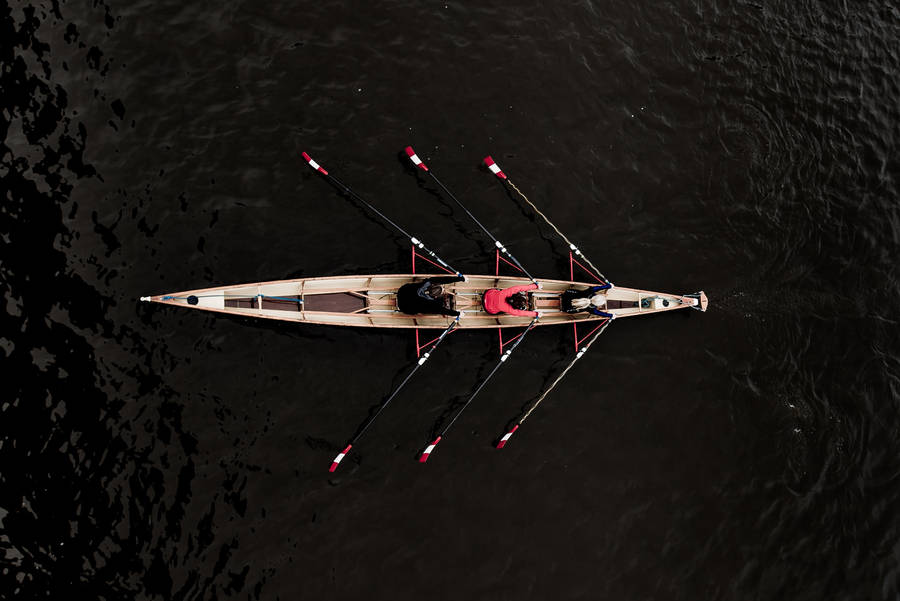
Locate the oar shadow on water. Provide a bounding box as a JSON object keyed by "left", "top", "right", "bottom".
{"left": 415, "top": 343, "right": 504, "bottom": 450}
{"left": 494, "top": 174, "right": 567, "bottom": 267}
{"left": 396, "top": 149, "right": 493, "bottom": 257}
{"left": 317, "top": 173, "right": 410, "bottom": 249}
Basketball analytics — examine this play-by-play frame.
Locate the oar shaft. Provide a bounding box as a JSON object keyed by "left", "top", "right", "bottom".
{"left": 484, "top": 156, "right": 610, "bottom": 284}
{"left": 352, "top": 320, "right": 457, "bottom": 444}
{"left": 427, "top": 172, "right": 495, "bottom": 245}
{"left": 404, "top": 146, "right": 535, "bottom": 282}
{"left": 519, "top": 318, "right": 610, "bottom": 424}
{"left": 301, "top": 152, "right": 460, "bottom": 276}
{"left": 428, "top": 172, "right": 536, "bottom": 281}
{"left": 495, "top": 317, "right": 611, "bottom": 450}
{"left": 329, "top": 173, "right": 414, "bottom": 239}
{"left": 329, "top": 320, "right": 457, "bottom": 472}
{"left": 439, "top": 318, "right": 538, "bottom": 437}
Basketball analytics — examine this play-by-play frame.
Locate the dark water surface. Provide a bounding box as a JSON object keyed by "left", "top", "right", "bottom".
{"left": 4, "top": 1, "right": 900, "bottom": 599}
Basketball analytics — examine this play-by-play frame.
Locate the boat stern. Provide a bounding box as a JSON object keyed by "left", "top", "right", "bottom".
{"left": 139, "top": 290, "right": 226, "bottom": 309}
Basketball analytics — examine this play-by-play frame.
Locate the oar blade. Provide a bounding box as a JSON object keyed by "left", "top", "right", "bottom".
{"left": 495, "top": 424, "right": 519, "bottom": 449}
{"left": 301, "top": 151, "right": 329, "bottom": 175}
{"left": 419, "top": 436, "right": 442, "bottom": 463}
{"left": 405, "top": 146, "right": 429, "bottom": 171}
{"left": 329, "top": 444, "right": 353, "bottom": 472}
{"left": 483, "top": 156, "right": 507, "bottom": 180}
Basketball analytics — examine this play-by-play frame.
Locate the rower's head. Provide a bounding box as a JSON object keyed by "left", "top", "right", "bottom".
{"left": 570, "top": 297, "right": 589, "bottom": 310}
{"left": 427, "top": 284, "right": 444, "bottom": 298}
{"left": 590, "top": 294, "right": 605, "bottom": 308}
{"left": 510, "top": 292, "right": 528, "bottom": 311}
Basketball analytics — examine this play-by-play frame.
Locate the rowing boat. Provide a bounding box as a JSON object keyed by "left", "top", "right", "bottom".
{"left": 144, "top": 274, "right": 707, "bottom": 328}
{"left": 144, "top": 148, "right": 708, "bottom": 469}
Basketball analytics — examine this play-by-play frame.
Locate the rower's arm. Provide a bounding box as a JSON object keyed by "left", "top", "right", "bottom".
{"left": 428, "top": 275, "right": 466, "bottom": 285}
{"left": 502, "top": 283, "right": 539, "bottom": 299}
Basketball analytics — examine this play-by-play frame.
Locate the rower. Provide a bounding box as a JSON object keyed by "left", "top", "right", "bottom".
{"left": 561, "top": 284, "right": 615, "bottom": 318}
{"left": 396, "top": 275, "right": 465, "bottom": 316}
{"left": 483, "top": 282, "right": 540, "bottom": 317}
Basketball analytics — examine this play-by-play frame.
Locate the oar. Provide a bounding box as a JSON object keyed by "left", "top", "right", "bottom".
{"left": 419, "top": 317, "right": 539, "bottom": 463}
{"left": 301, "top": 151, "right": 462, "bottom": 277}
{"left": 404, "top": 146, "right": 538, "bottom": 284}
{"left": 496, "top": 317, "right": 612, "bottom": 449}
{"left": 329, "top": 319, "right": 459, "bottom": 472}
{"left": 483, "top": 155, "right": 611, "bottom": 284}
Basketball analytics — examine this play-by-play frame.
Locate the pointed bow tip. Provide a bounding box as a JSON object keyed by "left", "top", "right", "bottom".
{"left": 140, "top": 296, "right": 152, "bottom": 302}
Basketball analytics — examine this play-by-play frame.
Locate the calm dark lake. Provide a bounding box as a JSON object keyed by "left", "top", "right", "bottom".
{"left": 4, "top": 1, "right": 900, "bottom": 599}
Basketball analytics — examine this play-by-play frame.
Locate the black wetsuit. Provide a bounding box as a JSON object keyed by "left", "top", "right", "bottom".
{"left": 396, "top": 276, "right": 464, "bottom": 316}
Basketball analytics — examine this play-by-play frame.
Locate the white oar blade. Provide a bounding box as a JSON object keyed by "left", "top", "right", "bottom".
{"left": 329, "top": 444, "right": 353, "bottom": 472}
{"left": 301, "top": 151, "right": 329, "bottom": 175}
{"left": 495, "top": 424, "right": 519, "bottom": 449}
{"left": 419, "top": 436, "right": 442, "bottom": 463}
{"left": 483, "top": 156, "right": 507, "bottom": 180}
{"left": 405, "top": 146, "right": 429, "bottom": 171}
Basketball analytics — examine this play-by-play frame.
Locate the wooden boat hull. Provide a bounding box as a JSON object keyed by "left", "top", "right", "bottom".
{"left": 146, "top": 274, "right": 707, "bottom": 329}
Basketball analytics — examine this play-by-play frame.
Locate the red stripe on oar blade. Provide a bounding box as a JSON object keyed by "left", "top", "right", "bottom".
{"left": 483, "top": 155, "right": 507, "bottom": 180}
{"left": 419, "top": 436, "right": 442, "bottom": 462}
{"left": 329, "top": 444, "right": 353, "bottom": 472}
{"left": 301, "top": 151, "right": 328, "bottom": 175}
{"left": 495, "top": 424, "right": 519, "bottom": 448}
{"left": 405, "top": 146, "right": 429, "bottom": 171}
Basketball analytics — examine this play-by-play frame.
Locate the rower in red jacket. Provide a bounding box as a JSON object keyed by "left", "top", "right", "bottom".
{"left": 483, "top": 283, "right": 539, "bottom": 317}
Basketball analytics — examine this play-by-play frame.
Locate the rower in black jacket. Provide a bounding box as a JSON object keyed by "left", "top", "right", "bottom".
{"left": 396, "top": 275, "right": 465, "bottom": 316}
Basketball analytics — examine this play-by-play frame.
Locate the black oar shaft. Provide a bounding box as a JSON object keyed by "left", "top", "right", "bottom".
{"left": 426, "top": 171, "right": 536, "bottom": 282}
{"left": 496, "top": 317, "right": 612, "bottom": 449}
{"left": 352, "top": 321, "right": 457, "bottom": 443}
{"left": 329, "top": 320, "right": 458, "bottom": 472}
{"left": 483, "top": 155, "right": 610, "bottom": 284}
{"left": 328, "top": 173, "right": 414, "bottom": 240}
{"left": 440, "top": 318, "right": 538, "bottom": 436}
{"left": 420, "top": 318, "right": 538, "bottom": 462}
{"left": 330, "top": 173, "right": 460, "bottom": 275}
{"left": 519, "top": 318, "right": 611, "bottom": 423}
{"left": 301, "top": 152, "right": 460, "bottom": 276}
{"left": 403, "top": 147, "right": 535, "bottom": 282}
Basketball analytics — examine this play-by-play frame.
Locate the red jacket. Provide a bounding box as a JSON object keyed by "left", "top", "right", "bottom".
{"left": 483, "top": 283, "right": 539, "bottom": 317}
